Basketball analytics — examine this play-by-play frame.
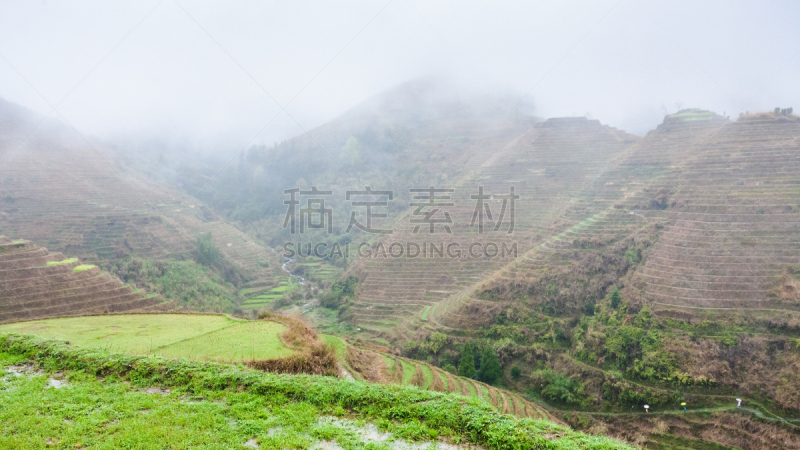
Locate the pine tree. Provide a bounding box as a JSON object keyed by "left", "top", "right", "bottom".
{"left": 458, "top": 342, "right": 476, "bottom": 379}
{"left": 610, "top": 289, "right": 621, "bottom": 309}
{"left": 478, "top": 346, "right": 502, "bottom": 385}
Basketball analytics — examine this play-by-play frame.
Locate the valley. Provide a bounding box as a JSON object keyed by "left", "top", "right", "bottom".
{"left": 2, "top": 85, "right": 799, "bottom": 449}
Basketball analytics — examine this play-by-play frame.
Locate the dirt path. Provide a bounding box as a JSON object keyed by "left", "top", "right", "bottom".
{"left": 550, "top": 405, "right": 800, "bottom": 428}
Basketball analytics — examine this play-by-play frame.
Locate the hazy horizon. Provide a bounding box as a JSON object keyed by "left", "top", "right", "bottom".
{"left": 2, "top": 0, "right": 799, "bottom": 152}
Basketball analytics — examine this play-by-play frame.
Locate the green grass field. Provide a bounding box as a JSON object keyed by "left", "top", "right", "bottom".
{"left": 0, "top": 334, "right": 635, "bottom": 450}
{"left": 0, "top": 314, "right": 294, "bottom": 363}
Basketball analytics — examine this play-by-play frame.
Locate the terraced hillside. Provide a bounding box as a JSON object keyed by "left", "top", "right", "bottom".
{"left": 343, "top": 343, "right": 554, "bottom": 422}
{"left": 626, "top": 112, "right": 800, "bottom": 315}
{"left": 0, "top": 98, "right": 285, "bottom": 297}
{"left": 482, "top": 109, "right": 800, "bottom": 316}
{"left": 349, "top": 117, "right": 639, "bottom": 340}
{"left": 0, "top": 236, "right": 172, "bottom": 324}
{"left": 310, "top": 108, "right": 800, "bottom": 448}
{"left": 460, "top": 110, "right": 800, "bottom": 448}
{"left": 475, "top": 109, "right": 800, "bottom": 315}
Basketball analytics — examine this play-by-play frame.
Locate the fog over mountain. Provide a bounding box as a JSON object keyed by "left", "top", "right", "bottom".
{"left": 4, "top": 3, "right": 800, "bottom": 449}
{"left": 1, "top": 0, "right": 798, "bottom": 153}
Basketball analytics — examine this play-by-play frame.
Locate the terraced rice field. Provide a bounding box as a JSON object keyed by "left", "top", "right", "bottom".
{"left": 0, "top": 314, "right": 294, "bottom": 362}
{"left": 368, "top": 351, "right": 554, "bottom": 421}
{"left": 0, "top": 237, "right": 173, "bottom": 324}
{"left": 411, "top": 112, "right": 800, "bottom": 339}
{"left": 240, "top": 280, "right": 300, "bottom": 309}
{"left": 296, "top": 260, "right": 344, "bottom": 285}
{"left": 350, "top": 117, "right": 639, "bottom": 339}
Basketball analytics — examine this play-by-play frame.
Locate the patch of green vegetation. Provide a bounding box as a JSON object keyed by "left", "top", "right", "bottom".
{"left": 195, "top": 232, "right": 221, "bottom": 266}
{"left": 458, "top": 342, "right": 477, "bottom": 379}
{"left": 320, "top": 335, "right": 347, "bottom": 361}
{"left": 45, "top": 258, "right": 78, "bottom": 266}
{"left": 531, "top": 369, "right": 589, "bottom": 407}
{"left": 72, "top": 264, "right": 96, "bottom": 272}
{"left": 320, "top": 276, "right": 358, "bottom": 309}
{"left": 399, "top": 360, "right": 417, "bottom": 385}
{"left": 239, "top": 287, "right": 265, "bottom": 295}
{"left": 112, "top": 258, "right": 240, "bottom": 312}
{"left": 668, "top": 109, "right": 716, "bottom": 122}
{"left": 575, "top": 301, "right": 708, "bottom": 389}
{"left": 420, "top": 365, "right": 434, "bottom": 388}
{"left": 420, "top": 305, "right": 431, "bottom": 321}
{"left": 477, "top": 346, "right": 502, "bottom": 386}
{"left": 0, "top": 334, "right": 634, "bottom": 449}
{"left": 320, "top": 276, "right": 359, "bottom": 321}
{"left": 463, "top": 380, "right": 478, "bottom": 398}
{"left": 242, "top": 302, "right": 270, "bottom": 308}
{"left": 242, "top": 293, "right": 285, "bottom": 308}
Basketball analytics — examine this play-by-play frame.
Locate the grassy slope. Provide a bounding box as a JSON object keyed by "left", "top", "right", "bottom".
{"left": 0, "top": 334, "right": 633, "bottom": 450}
{"left": 0, "top": 315, "right": 294, "bottom": 363}
{"left": 0, "top": 313, "right": 540, "bottom": 418}
{"left": 0, "top": 314, "right": 528, "bottom": 414}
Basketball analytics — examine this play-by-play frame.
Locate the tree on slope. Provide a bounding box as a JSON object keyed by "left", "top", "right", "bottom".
{"left": 478, "top": 346, "right": 502, "bottom": 386}
{"left": 610, "top": 288, "right": 621, "bottom": 309}
{"left": 459, "top": 342, "right": 476, "bottom": 379}
{"left": 196, "top": 233, "right": 221, "bottom": 266}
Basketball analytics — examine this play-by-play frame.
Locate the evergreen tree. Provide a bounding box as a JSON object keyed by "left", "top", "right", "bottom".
{"left": 478, "top": 346, "right": 502, "bottom": 385}
{"left": 610, "top": 288, "right": 621, "bottom": 309}
{"left": 458, "top": 342, "right": 476, "bottom": 379}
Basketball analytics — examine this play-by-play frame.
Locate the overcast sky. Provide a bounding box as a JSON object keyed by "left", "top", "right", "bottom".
{"left": 1, "top": 0, "right": 799, "bottom": 151}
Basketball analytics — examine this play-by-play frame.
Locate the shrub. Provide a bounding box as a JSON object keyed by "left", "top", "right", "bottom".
{"left": 534, "top": 370, "right": 588, "bottom": 406}
{"left": 247, "top": 341, "right": 338, "bottom": 376}
{"left": 403, "top": 340, "right": 419, "bottom": 356}
{"left": 247, "top": 314, "right": 339, "bottom": 376}
{"left": 623, "top": 249, "right": 640, "bottom": 264}
{"left": 423, "top": 332, "right": 447, "bottom": 355}
{"left": 511, "top": 366, "right": 522, "bottom": 380}
{"left": 196, "top": 232, "right": 221, "bottom": 266}
{"left": 320, "top": 276, "right": 358, "bottom": 309}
